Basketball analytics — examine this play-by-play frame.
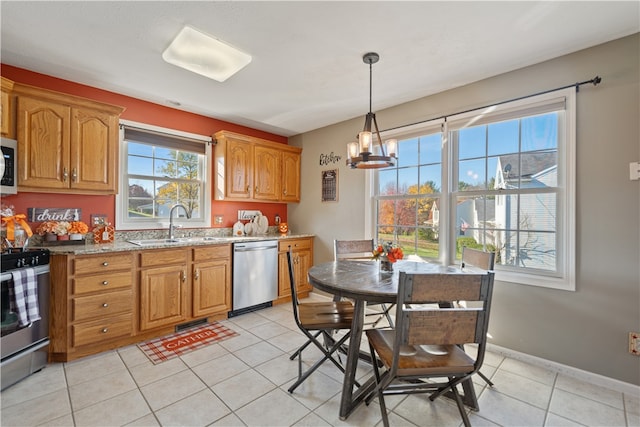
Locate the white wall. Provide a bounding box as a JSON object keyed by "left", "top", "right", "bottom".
{"left": 289, "top": 34, "right": 640, "bottom": 386}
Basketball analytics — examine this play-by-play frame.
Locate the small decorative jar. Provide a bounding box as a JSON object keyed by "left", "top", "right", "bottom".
{"left": 45, "top": 232, "right": 57, "bottom": 242}
{"left": 379, "top": 256, "right": 393, "bottom": 273}
{"left": 278, "top": 222, "right": 288, "bottom": 234}
{"left": 57, "top": 234, "right": 70, "bottom": 241}
{"left": 69, "top": 233, "right": 84, "bottom": 241}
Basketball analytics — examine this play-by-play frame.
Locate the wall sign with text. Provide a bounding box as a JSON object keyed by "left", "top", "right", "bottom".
{"left": 27, "top": 208, "right": 81, "bottom": 222}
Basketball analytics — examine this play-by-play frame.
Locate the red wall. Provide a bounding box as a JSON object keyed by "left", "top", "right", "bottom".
{"left": 1, "top": 65, "right": 289, "bottom": 230}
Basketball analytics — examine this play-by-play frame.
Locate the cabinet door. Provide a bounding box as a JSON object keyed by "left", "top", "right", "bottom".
{"left": 281, "top": 150, "right": 301, "bottom": 202}
{"left": 193, "top": 259, "right": 231, "bottom": 317}
{"left": 253, "top": 145, "right": 280, "bottom": 201}
{"left": 17, "top": 96, "right": 71, "bottom": 189}
{"left": 70, "top": 107, "right": 119, "bottom": 192}
{"left": 278, "top": 252, "right": 291, "bottom": 297}
{"left": 226, "top": 138, "right": 253, "bottom": 199}
{"left": 140, "top": 265, "right": 188, "bottom": 330}
{"left": 295, "top": 249, "right": 313, "bottom": 292}
{"left": 1, "top": 77, "right": 14, "bottom": 138}
{"left": 278, "top": 249, "right": 312, "bottom": 297}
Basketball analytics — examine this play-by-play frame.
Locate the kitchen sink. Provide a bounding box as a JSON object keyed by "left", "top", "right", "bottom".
{"left": 127, "top": 236, "right": 224, "bottom": 246}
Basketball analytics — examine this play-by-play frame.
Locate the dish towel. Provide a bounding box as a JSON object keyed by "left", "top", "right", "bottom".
{"left": 9, "top": 268, "right": 41, "bottom": 326}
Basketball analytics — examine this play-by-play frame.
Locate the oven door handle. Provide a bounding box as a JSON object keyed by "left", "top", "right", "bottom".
{"left": 1, "top": 264, "right": 50, "bottom": 282}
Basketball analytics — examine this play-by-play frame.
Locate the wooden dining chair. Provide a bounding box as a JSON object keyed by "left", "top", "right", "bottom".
{"left": 334, "top": 239, "right": 394, "bottom": 328}
{"left": 286, "top": 247, "right": 355, "bottom": 393}
{"left": 366, "top": 270, "right": 495, "bottom": 427}
{"left": 461, "top": 246, "right": 495, "bottom": 271}
{"left": 461, "top": 246, "right": 496, "bottom": 387}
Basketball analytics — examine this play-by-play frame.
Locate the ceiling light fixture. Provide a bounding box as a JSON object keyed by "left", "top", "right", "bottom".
{"left": 346, "top": 52, "right": 397, "bottom": 169}
{"left": 162, "top": 26, "right": 252, "bottom": 82}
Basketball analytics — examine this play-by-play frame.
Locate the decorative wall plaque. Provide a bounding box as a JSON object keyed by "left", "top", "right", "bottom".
{"left": 321, "top": 169, "right": 338, "bottom": 202}
{"left": 27, "top": 208, "right": 81, "bottom": 222}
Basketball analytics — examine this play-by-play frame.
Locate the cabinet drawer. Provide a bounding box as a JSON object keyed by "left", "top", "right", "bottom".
{"left": 193, "top": 245, "right": 231, "bottom": 261}
{"left": 140, "top": 248, "right": 188, "bottom": 267}
{"left": 72, "top": 313, "right": 133, "bottom": 347}
{"left": 73, "top": 289, "right": 132, "bottom": 322}
{"left": 279, "top": 238, "right": 312, "bottom": 252}
{"left": 73, "top": 271, "right": 132, "bottom": 295}
{"left": 74, "top": 253, "right": 133, "bottom": 275}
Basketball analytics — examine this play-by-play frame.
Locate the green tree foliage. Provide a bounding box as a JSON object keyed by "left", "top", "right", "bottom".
{"left": 155, "top": 151, "right": 200, "bottom": 216}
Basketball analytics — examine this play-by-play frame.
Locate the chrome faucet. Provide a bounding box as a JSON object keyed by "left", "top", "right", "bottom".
{"left": 169, "top": 204, "right": 191, "bottom": 239}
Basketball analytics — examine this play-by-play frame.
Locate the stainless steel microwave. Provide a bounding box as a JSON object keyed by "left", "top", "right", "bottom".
{"left": 0, "top": 137, "right": 17, "bottom": 195}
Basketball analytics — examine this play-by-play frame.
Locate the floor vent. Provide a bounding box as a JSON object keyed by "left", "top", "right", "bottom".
{"left": 175, "top": 318, "right": 208, "bottom": 332}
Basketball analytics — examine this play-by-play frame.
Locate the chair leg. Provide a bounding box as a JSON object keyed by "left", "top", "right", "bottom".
{"left": 368, "top": 304, "right": 395, "bottom": 328}
{"left": 288, "top": 330, "right": 352, "bottom": 393}
{"left": 290, "top": 331, "right": 323, "bottom": 361}
{"left": 368, "top": 343, "right": 390, "bottom": 427}
{"left": 477, "top": 370, "right": 494, "bottom": 387}
{"left": 450, "top": 382, "right": 471, "bottom": 427}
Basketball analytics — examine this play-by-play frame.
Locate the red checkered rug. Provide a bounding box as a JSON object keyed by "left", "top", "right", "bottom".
{"left": 138, "top": 322, "right": 238, "bottom": 364}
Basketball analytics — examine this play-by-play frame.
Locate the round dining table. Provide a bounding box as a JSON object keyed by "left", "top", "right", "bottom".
{"left": 307, "top": 259, "right": 480, "bottom": 420}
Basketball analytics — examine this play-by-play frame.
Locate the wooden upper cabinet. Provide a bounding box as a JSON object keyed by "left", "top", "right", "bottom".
{"left": 213, "top": 130, "right": 301, "bottom": 203}
{"left": 225, "top": 136, "right": 253, "bottom": 199}
{"left": 13, "top": 83, "right": 124, "bottom": 194}
{"left": 281, "top": 149, "right": 301, "bottom": 202}
{"left": 71, "top": 107, "right": 120, "bottom": 192}
{"left": 254, "top": 144, "right": 281, "bottom": 201}
{"left": 1, "top": 77, "right": 15, "bottom": 138}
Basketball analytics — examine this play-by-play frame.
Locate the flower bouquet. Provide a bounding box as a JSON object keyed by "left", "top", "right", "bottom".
{"left": 372, "top": 241, "right": 404, "bottom": 272}
{"left": 68, "top": 221, "right": 89, "bottom": 240}
{"left": 35, "top": 220, "right": 89, "bottom": 242}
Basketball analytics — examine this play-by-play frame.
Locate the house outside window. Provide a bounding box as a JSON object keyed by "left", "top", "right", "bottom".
{"left": 116, "top": 121, "right": 212, "bottom": 230}
{"left": 373, "top": 88, "right": 576, "bottom": 290}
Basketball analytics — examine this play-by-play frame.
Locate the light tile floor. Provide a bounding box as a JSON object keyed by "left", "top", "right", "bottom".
{"left": 1, "top": 293, "right": 639, "bottom": 427}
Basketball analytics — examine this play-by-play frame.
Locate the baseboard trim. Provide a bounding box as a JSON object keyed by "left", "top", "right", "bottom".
{"left": 487, "top": 343, "right": 640, "bottom": 396}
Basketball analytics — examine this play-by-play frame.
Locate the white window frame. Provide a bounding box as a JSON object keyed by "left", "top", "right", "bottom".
{"left": 369, "top": 88, "right": 576, "bottom": 291}
{"left": 116, "top": 120, "right": 212, "bottom": 231}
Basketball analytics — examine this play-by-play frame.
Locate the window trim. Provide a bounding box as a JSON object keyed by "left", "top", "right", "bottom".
{"left": 369, "top": 88, "right": 576, "bottom": 291}
{"left": 116, "top": 120, "right": 212, "bottom": 231}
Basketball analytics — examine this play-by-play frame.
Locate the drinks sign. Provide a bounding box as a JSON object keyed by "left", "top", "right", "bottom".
{"left": 27, "top": 208, "right": 81, "bottom": 222}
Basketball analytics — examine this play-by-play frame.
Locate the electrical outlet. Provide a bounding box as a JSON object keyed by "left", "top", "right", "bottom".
{"left": 629, "top": 332, "right": 640, "bottom": 356}
{"left": 214, "top": 215, "right": 223, "bottom": 225}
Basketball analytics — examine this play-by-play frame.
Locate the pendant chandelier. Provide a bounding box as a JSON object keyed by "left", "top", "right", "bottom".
{"left": 346, "top": 52, "right": 397, "bottom": 169}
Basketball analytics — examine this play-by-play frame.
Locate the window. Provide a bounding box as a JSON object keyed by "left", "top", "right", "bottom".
{"left": 116, "top": 121, "right": 212, "bottom": 230}
{"left": 375, "top": 121, "right": 444, "bottom": 260}
{"left": 373, "top": 88, "right": 576, "bottom": 290}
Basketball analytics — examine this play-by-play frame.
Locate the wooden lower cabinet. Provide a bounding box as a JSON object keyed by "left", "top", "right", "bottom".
{"left": 50, "top": 252, "right": 135, "bottom": 361}
{"left": 50, "top": 243, "right": 233, "bottom": 362}
{"left": 276, "top": 237, "right": 314, "bottom": 303}
{"left": 192, "top": 245, "right": 232, "bottom": 317}
{"left": 139, "top": 249, "right": 189, "bottom": 331}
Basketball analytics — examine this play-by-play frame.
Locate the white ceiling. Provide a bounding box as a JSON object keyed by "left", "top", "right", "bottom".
{"left": 1, "top": 1, "right": 638, "bottom": 137}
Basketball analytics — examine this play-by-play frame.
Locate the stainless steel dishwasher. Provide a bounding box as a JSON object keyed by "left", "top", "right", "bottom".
{"left": 231, "top": 240, "right": 278, "bottom": 316}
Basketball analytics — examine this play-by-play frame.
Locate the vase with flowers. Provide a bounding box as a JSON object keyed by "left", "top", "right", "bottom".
{"left": 36, "top": 220, "right": 61, "bottom": 241}
{"left": 68, "top": 221, "right": 89, "bottom": 240}
{"left": 372, "top": 241, "right": 404, "bottom": 273}
{"left": 36, "top": 220, "right": 89, "bottom": 242}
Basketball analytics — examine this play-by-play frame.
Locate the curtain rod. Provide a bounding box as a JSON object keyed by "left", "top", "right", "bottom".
{"left": 382, "top": 75, "right": 602, "bottom": 133}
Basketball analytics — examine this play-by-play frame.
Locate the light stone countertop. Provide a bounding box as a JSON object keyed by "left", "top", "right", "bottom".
{"left": 36, "top": 233, "right": 315, "bottom": 255}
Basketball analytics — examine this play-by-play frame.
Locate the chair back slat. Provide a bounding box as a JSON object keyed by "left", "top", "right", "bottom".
{"left": 405, "top": 274, "right": 484, "bottom": 302}
{"left": 461, "top": 247, "right": 495, "bottom": 270}
{"left": 334, "top": 239, "right": 374, "bottom": 261}
{"left": 405, "top": 310, "right": 479, "bottom": 346}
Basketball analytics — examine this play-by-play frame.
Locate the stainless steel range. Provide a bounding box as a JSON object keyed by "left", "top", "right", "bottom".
{"left": 1, "top": 248, "right": 50, "bottom": 390}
